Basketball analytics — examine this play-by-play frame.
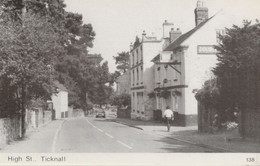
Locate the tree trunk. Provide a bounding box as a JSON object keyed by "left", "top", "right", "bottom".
{"left": 21, "top": 83, "right": 26, "bottom": 137}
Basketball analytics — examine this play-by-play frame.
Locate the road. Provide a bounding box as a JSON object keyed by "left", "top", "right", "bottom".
{"left": 1, "top": 116, "right": 217, "bottom": 153}
{"left": 55, "top": 117, "right": 215, "bottom": 153}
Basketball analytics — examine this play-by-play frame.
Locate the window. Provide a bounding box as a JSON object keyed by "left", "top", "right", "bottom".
{"left": 132, "top": 70, "right": 135, "bottom": 85}
{"left": 140, "top": 45, "right": 143, "bottom": 62}
{"left": 137, "top": 68, "right": 139, "bottom": 84}
{"left": 141, "top": 66, "right": 143, "bottom": 84}
{"left": 136, "top": 49, "right": 139, "bottom": 64}
{"left": 132, "top": 54, "right": 134, "bottom": 67}
{"left": 216, "top": 29, "right": 226, "bottom": 43}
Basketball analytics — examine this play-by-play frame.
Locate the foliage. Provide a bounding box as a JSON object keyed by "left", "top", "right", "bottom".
{"left": 159, "top": 90, "right": 170, "bottom": 99}
{"left": 147, "top": 91, "right": 156, "bottom": 98}
{"left": 195, "top": 78, "right": 220, "bottom": 108}
{"left": 113, "top": 51, "right": 130, "bottom": 74}
{"left": 197, "top": 20, "right": 260, "bottom": 125}
{"left": 0, "top": 0, "right": 115, "bottom": 119}
{"left": 111, "top": 93, "right": 131, "bottom": 107}
{"left": 87, "top": 61, "right": 114, "bottom": 107}
{"left": 0, "top": 13, "right": 63, "bottom": 116}
{"left": 172, "top": 90, "right": 181, "bottom": 96}
{"left": 213, "top": 20, "right": 260, "bottom": 110}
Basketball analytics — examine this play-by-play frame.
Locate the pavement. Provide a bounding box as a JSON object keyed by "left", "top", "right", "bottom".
{"left": 113, "top": 118, "right": 260, "bottom": 153}
{"left": 0, "top": 119, "right": 65, "bottom": 153}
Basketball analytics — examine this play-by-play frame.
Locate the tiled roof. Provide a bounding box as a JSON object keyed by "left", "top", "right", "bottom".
{"left": 164, "top": 15, "right": 215, "bottom": 51}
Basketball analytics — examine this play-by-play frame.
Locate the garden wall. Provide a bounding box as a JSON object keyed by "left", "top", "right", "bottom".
{"left": 0, "top": 117, "right": 20, "bottom": 149}
{"left": 0, "top": 108, "right": 53, "bottom": 149}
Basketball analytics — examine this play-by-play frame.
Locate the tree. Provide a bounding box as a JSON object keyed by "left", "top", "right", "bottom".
{"left": 88, "top": 61, "right": 114, "bottom": 107}
{"left": 113, "top": 51, "right": 130, "bottom": 74}
{"left": 111, "top": 93, "right": 131, "bottom": 108}
{"left": 0, "top": 13, "right": 64, "bottom": 136}
{"left": 213, "top": 20, "right": 260, "bottom": 111}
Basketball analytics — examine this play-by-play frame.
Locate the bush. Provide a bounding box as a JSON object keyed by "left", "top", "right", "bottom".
{"left": 111, "top": 93, "right": 131, "bottom": 107}
{"left": 195, "top": 78, "right": 220, "bottom": 109}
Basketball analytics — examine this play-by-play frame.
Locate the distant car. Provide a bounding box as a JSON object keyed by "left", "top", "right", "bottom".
{"left": 96, "top": 111, "right": 106, "bottom": 118}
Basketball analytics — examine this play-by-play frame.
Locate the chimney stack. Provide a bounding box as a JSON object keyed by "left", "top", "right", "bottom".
{"left": 170, "top": 28, "right": 182, "bottom": 43}
{"left": 142, "top": 30, "right": 146, "bottom": 40}
{"left": 130, "top": 42, "right": 133, "bottom": 50}
{"left": 194, "top": 0, "right": 208, "bottom": 26}
{"left": 162, "top": 20, "right": 174, "bottom": 38}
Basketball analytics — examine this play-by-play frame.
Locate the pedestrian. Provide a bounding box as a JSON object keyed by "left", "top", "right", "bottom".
{"left": 163, "top": 106, "right": 174, "bottom": 132}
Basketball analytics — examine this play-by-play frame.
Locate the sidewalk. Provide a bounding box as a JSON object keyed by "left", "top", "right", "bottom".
{"left": 0, "top": 119, "right": 64, "bottom": 153}
{"left": 114, "top": 118, "right": 260, "bottom": 152}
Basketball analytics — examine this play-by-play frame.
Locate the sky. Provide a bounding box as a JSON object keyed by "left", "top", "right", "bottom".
{"left": 64, "top": 0, "right": 260, "bottom": 72}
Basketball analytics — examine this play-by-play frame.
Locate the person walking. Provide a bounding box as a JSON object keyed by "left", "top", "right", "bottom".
{"left": 163, "top": 106, "right": 174, "bottom": 132}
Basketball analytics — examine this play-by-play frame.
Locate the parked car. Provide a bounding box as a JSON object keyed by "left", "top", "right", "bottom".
{"left": 96, "top": 111, "right": 106, "bottom": 118}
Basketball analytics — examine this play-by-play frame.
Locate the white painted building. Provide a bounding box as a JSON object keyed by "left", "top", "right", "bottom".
{"left": 51, "top": 82, "right": 68, "bottom": 119}
{"left": 129, "top": 32, "right": 165, "bottom": 120}
{"left": 153, "top": 0, "right": 236, "bottom": 125}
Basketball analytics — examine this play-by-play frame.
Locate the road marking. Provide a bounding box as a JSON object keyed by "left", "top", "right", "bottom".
{"left": 97, "top": 128, "right": 103, "bottom": 132}
{"left": 117, "top": 140, "right": 132, "bottom": 149}
{"left": 51, "top": 120, "right": 65, "bottom": 153}
{"left": 86, "top": 118, "right": 97, "bottom": 128}
{"left": 105, "top": 133, "right": 114, "bottom": 139}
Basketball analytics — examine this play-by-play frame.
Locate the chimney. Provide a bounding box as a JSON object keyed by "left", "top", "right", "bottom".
{"left": 130, "top": 42, "right": 133, "bottom": 50}
{"left": 142, "top": 30, "right": 146, "bottom": 40}
{"left": 170, "top": 28, "right": 182, "bottom": 43}
{"left": 194, "top": 0, "right": 208, "bottom": 26}
{"left": 162, "top": 20, "right": 174, "bottom": 38}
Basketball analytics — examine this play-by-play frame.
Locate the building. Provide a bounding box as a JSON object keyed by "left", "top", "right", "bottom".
{"left": 51, "top": 81, "right": 68, "bottom": 119}
{"left": 130, "top": 27, "right": 170, "bottom": 120}
{"left": 152, "top": 0, "right": 235, "bottom": 126}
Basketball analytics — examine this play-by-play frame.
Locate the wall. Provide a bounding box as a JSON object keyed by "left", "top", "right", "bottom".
{"left": 130, "top": 40, "right": 163, "bottom": 120}
{"left": 68, "top": 107, "right": 85, "bottom": 118}
{"left": 0, "top": 107, "right": 53, "bottom": 149}
{"left": 26, "top": 108, "right": 52, "bottom": 132}
{"left": 0, "top": 117, "right": 20, "bottom": 149}
{"left": 182, "top": 11, "right": 235, "bottom": 117}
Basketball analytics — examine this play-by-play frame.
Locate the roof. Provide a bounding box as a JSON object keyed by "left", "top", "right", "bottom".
{"left": 151, "top": 54, "right": 160, "bottom": 62}
{"left": 164, "top": 15, "right": 215, "bottom": 51}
